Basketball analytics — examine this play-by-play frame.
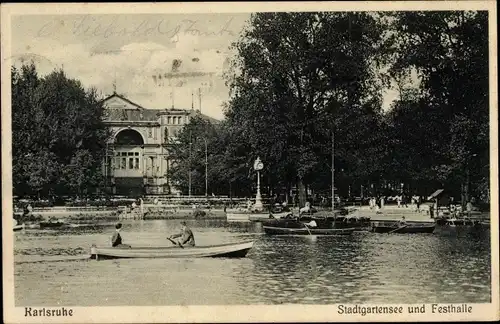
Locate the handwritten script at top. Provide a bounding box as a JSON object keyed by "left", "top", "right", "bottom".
{"left": 37, "top": 16, "right": 237, "bottom": 41}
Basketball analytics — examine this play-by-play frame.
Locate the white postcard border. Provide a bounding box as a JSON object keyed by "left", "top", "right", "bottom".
{"left": 2, "top": 1, "right": 498, "bottom": 323}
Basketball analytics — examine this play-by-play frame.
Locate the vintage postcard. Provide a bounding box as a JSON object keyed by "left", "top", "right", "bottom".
{"left": 1, "top": 1, "right": 498, "bottom": 323}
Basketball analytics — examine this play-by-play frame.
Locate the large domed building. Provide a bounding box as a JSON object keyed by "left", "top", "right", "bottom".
{"left": 101, "top": 92, "right": 218, "bottom": 196}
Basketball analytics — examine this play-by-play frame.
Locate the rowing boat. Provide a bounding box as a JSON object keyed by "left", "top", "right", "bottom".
{"left": 263, "top": 226, "right": 356, "bottom": 235}
{"left": 14, "top": 223, "right": 25, "bottom": 231}
{"left": 90, "top": 240, "right": 254, "bottom": 260}
{"left": 226, "top": 212, "right": 289, "bottom": 222}
{"left": 248, "top": 212, "right": 290, "bottom": 222}
{"left": 226, "top": 212, "right": 252, "bottom": 222}
{"left": 371, "top": 222, "right": 436, "bottom": 234}
{"left": 39, "top": 221, "right": 67, "bottom": 229}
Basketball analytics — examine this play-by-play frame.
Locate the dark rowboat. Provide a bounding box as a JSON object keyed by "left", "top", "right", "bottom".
{"left": 371, "top": 222, "right": 436, "bottom": 234}
{"left": 39, "top": 221, "right": 67, "bottom": 229}
{"left": 263, "top": 226, "right": 355, "bottom": 235}
{"left": 262, "top": 214, "right": 369, "bottom": 230}
{"left": 14, "top": 223, "right": 25, "bottom": 231}
{"left": 435, "top": 217, "right": 483, "bottom": 226}
{"left": 249, "top": 212, "right": 291, "bottom": 222}
{"left": 90, "top": 241, "right": 254, "bottom": 260}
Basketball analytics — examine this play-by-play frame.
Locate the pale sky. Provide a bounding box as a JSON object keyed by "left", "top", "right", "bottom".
{"left": 11, "top": 13, "right": 398, "bottom": 119}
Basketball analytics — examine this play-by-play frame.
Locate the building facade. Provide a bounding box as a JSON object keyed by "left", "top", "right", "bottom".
{"left": 101, "top": 92, "right": 216, "bottom": 196}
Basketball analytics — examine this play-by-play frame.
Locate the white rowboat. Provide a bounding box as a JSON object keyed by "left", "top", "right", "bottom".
{"left": 90, "top": 241, "right": 254, "bottom": 260}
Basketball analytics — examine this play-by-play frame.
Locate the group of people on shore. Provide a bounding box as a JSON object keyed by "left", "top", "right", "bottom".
{"left": 368, "top": 195, "right": 424, "bottom": 212}
{"left": 368, "top": 197, "right": 385, "bottom": 211}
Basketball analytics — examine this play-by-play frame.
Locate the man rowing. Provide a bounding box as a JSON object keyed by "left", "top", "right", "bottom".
{"left": 398, "top": 216, "right": 407, "bottom": 226}
{"left": 304, "top": 219, "right": 317, "bottom": 228}
{"left": 169, "top": 221, "right": 196, "bottom": 247}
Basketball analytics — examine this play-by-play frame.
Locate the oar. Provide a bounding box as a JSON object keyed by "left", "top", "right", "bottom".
{"left": 303, "top": 223, "right": 313, "bottom": 235}
{"left": 303, "top": 223, "right": 318, "bottom": 241}
{"left": 388, "top": 224, "right": 408, "bottom": 234}
{"left": 167, "top": 237, "right": 184, "bottom": 249}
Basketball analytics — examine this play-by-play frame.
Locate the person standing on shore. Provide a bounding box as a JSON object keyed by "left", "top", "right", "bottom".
{"left": 466, "top": 201, "right": 473, "bottom": 217}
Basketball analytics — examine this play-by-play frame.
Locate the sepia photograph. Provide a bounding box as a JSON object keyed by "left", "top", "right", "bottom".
{"left": 1, "top": 1, "right": 498, "bottom": 323}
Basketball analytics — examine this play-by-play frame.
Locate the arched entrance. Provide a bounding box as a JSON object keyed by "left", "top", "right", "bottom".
{"left": 112, "top": 128, "right": 145, "bottom": 197}
{"left": 115, "top": 129, "right": 144, "bottom": 145}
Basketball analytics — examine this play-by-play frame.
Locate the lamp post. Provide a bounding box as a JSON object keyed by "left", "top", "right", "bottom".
{"left": 464, "top": 153, "right": 478, "bottom": 209}
{"left": 331, "top": 130, "right": 335, "bottom": 212}
{"left": 205, "top": 138, "right": 208, "bottom": 198}
{"left": 104, "top": 142, "right": 108, "bottom": 195}
{"left": 188, "top": 130, "right": 192, "bottom": 197}
{"left": 253, "top": 157, "right": 264, "bottom": 211}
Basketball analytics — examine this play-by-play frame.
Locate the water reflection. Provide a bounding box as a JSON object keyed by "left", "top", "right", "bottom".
{"left": 14, "top": 219, "right": 491, "bottom": 306}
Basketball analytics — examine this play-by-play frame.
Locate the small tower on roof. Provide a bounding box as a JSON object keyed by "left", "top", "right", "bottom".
{"left": 112, "top": 72, "right": 117, "bottom": 94}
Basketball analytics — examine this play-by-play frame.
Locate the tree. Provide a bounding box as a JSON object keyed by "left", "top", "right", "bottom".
{"left": 166, "top": 115, "right": 231, "bottom": 196}
{"left": 387, "top": 11, "right": 489, "bottom": 203}
{"left": 11, "top": 63, "right": 110, "bottom": 198}
{"left": 12, "top": 64, "right": 41, "bottom": 196}
{"left": 224, "top": 12, "right": 388, "bottom": 206}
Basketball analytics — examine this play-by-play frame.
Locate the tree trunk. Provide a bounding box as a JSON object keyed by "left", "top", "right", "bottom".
{"left": 461, "top": 180, "right": 469, "bottom": 210}
{"left": 298, "top": 179, "right": 306, "bottom": 208}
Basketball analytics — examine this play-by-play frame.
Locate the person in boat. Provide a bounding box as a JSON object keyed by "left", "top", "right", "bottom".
{"left": 282, "top": 201, "right": 291, "bottom": 212}
{"left": 48, "top": 216, "right": 61, "bottom": 223}
{"left": 169, "top": 221, "right": 196, "bottom": 247}
{"left": 398, "top": 216, "right": 407, "bottom": 226}
{"left": 22, "top": 204, "right": 30, "bottom": 217}
{"left": 304, "top": 219, "right": 317, "bottom": 228}
{"left": 299, "top": 201, "right": 311, "bottom": 215}
{"left": 246, "top": 199, "right": 253, "bottom": 211}
{"left": 24, "top": 203, "right": 33, "bottom": 217}
{"left": 111, "top": 223, "right": 131, "bottom": 248}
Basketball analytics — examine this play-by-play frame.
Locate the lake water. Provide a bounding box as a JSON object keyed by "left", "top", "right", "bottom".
{"left": 14, "top": 219, "right": 491, "bottom": 306}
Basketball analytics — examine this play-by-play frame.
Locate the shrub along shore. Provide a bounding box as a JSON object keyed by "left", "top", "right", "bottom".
{"left": 13, "top": 205, "right": 228, "bottom": 223}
